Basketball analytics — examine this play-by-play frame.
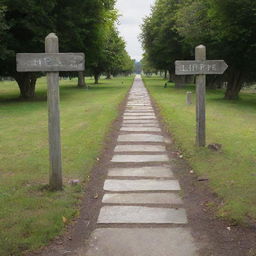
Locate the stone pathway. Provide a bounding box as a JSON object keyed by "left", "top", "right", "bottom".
{"left": 84, "top": 75, "right": 199, "bottom": 256}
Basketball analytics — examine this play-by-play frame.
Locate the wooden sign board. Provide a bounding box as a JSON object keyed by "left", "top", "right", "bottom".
{"left": 175, "top": 60, "right": 228, "bottom": 75}
{"left": 17, "top": 53, "right": 85, "bottom": 72}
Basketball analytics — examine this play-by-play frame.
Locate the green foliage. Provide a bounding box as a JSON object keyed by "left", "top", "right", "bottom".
{"left": 0, "top": 6, "right": 8, "bottom": 58}
{"left": 140, "top": 0, "right": 189, "bottom": 73}
{"left": 141, "top": 53, "right": 157, "bottom": 75}
{"left": 142, "top": 0, "right": 256, "bottom": 99}
{"left": 92, "top": 26, "right": 131, "bottom": 80}
{"left": 0, "top": 0, "right": 132, "bottom": 96}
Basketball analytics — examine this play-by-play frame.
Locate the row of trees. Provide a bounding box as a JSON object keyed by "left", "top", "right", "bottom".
{"left": 140, "top": 0, "right": 256, "bottom": 99}
{"left": 0, "top": 0, "right": 134, "bottom": 98}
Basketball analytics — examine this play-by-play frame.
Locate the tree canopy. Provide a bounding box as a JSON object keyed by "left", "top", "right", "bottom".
{"left": 0, "top": 0, "right": 132, "bottom": 98}
{"left": 141, "top": 0, "right": 256, "bottom": 99}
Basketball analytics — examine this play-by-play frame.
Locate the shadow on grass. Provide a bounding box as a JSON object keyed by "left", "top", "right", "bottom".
{"left": 0, "top": 83, "right": 127, "bottom": 107}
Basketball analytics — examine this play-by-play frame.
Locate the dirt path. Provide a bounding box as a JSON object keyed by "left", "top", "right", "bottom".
{"left": 31, "top": 75, "right": 256, "bottom": 256}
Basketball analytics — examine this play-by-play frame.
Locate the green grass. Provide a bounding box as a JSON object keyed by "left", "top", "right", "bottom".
{"left": 0, "top": 76, "right": 133, "bottom": 256}
{"left": 144, "top": 76, "right": 256, "bottom": 225}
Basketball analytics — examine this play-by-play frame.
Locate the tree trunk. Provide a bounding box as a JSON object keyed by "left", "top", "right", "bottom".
{"left": 164, "top": 70, "right": 167, "bottom": 79}
{"left": 174, "top": 75, "right": 186, "bottom": 88}
{"left": 224, "top": 71, "right": 242, "bottom": 100}
{"left": 94, "top": 73, "right": 100, "bottom": 84}
{"left": 106, "top": 72, "right": 111, "bottom": 79}
{"left": 15, "top": 73, "right": 37, "bottom": 99}
{"left": 168, "top": 70, "right": 173, "bottom": 82}
{"left": 77, "top": 71, "right": 87, "bottom": 88}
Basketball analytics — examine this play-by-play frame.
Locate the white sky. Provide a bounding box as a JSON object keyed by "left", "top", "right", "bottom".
{"left": 116, "top": 0, "right": 155, "bottom": 61}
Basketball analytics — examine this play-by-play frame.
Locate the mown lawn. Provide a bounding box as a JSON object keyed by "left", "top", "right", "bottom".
{"left": 144, "top": 76, "right": 256, "bottom": 225}
{"left": 0, "top": 76, "right": 133, "bottom": 256}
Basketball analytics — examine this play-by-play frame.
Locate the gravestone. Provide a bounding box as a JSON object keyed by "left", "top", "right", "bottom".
{"left": 17, "top": 33, "right": 85, "bottom": 190}
{"left": 175, "top": 45, "right": 228, "bottom": 147}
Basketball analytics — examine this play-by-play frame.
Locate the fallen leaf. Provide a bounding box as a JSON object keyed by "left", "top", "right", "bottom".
{"left": 62, "top": 216, "right": 68, "bottom": 224}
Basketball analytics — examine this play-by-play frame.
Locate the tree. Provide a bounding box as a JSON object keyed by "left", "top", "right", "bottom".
{"left": 120, "top": 51, "right": 134, "bottom": 76}
{"left": 0, "top": 6, "right": 8, "bottom": 59}
{"left": 140, "top": 0, "right": 190, "bottom": 81}
{"left": 175, "top": 0, "right": 256, "bottom": 99}
{"left": 0, "top": 0, "right": 57, "bottom": 98}
{"left": 141, "top": 54, "right": 158, "bottom": 76}
{"left": 0, "top": 0, "right": 118, "bottom": 98}
{"left": 90, "top": 19, "right": 133, "bottom": 83}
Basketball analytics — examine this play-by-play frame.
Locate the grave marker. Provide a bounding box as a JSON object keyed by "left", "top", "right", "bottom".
{"left": 16, "top": 33, "right": 85, "bottom": 190}
{"left": 175, "top": 45, "right": 228, "bottom": 147}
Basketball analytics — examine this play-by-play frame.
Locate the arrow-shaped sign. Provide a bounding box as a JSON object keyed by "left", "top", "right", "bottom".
{"left": 175, "top": 60, "right": 228, "bottom": 75}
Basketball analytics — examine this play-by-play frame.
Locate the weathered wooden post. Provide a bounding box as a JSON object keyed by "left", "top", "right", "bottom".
{"left": 195, "top": 45, "right": 206, "bottom": 146}
{"left": 175, "top": 45, "right": 228, "bottom": 147}
{"left": 45, "top": 33, "right": 62, "bottom": 190}
{"left": 16, "top": 33, "right": 85, "bottom": 190}
{"left": 186, "top": 91, "right": 192, "bottom": 105}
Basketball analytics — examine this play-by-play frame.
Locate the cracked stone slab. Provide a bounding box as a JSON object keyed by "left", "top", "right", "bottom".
{"left": 102, "top": 193, "right": 183, "bottom": 205}
{"left": 114, "top": 144, "right": 165, "bottom": 152}
{"left": 84, "top": 228, "right": 199, "bottom": 256}
{"left": 108, "top": 166, "right": 173, "bottom": 178}
{"left": 117, "top": 134, "right": 164, "bottom": 142}
{"left": 104, "top": 179, "right": 180, "bottom": 191}
{"left": 97, "top": 206, "right": 188, "bottom": 224}
{"left": 120, "top": 127, "right": 161, "bottom": 132}
{"left": 111, "top": 154, "right": 169, "bottom": 163}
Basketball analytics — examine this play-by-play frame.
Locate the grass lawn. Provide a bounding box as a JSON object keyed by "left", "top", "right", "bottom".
{"left": 0, "top": 76, "right": 133, "bottom": 256}
{"left": 144, "top": 76, "right": 256, "bottom": 225}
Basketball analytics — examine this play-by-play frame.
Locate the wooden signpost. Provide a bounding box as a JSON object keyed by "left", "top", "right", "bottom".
{"left": 175, "top": 45, "right": 228, "bottom": 147}
{"left": 16, "top": 33, "right": 85, "bottom": 190}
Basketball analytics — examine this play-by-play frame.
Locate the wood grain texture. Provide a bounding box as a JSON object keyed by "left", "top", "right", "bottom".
{"left": 45, "top": 33, "right": 63, "bottom": 190}
{"left": 17, "top": 53, "right": 85, "bottom": 72}
{"left": 195, "top": 45, "right": 206, "bottom": 147}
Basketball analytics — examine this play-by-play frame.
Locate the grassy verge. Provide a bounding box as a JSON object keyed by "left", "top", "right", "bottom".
{"left": 0, "top": 76, "right": 133, "bottom": 256}
{"left": 144, "top": 76, "right": 256, "bottom": 225}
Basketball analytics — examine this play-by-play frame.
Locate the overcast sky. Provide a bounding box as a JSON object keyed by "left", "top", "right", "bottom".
{"left": 116, "top": 0, "right": 155, "bottom": 61}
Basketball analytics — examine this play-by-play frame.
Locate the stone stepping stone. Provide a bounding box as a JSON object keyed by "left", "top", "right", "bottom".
{"left": 127, "top": 103, "right": 151, "bottom": 106}
{"left": 123, "top": 120, "right": 158, "bottom": 124}
{"left": 104, "top": 179, "right": 180, "bottom": 192}
{"left": 97, "top": 206, "right": 188, "bottom": 224}
{"left": 114, "top": 144, "right": 165, "bottom": 152}
{"left": 124, "top": 113, "right": 155, "bottom": 116}
{"left": 123, "top": 116, "right": 156, "bottom": 120}
{"left": 120, "top": 127, "right": 161, "bottom": 132}
{"left": 122, "top": 123, "right": 160, "bottom": 128}
{"left": 108, "top": 166, "right": 173, "bottom": 178}
{"left": 126, "top": 107, "right": 153, "bottom": 110}
{"left": 85, "top": 228, "right": 199, "bottom": 256}
{"left": 102, "top": 193, "right": 183, "bottom": 205}
{"left": 125, "top": 110, "right": 154, "bottom": 113}
{"left": 117, "top": 134, "right": 163, "bottom": 142}
{"left": 111, "top": 154, "right": 169, "bottom": 163}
